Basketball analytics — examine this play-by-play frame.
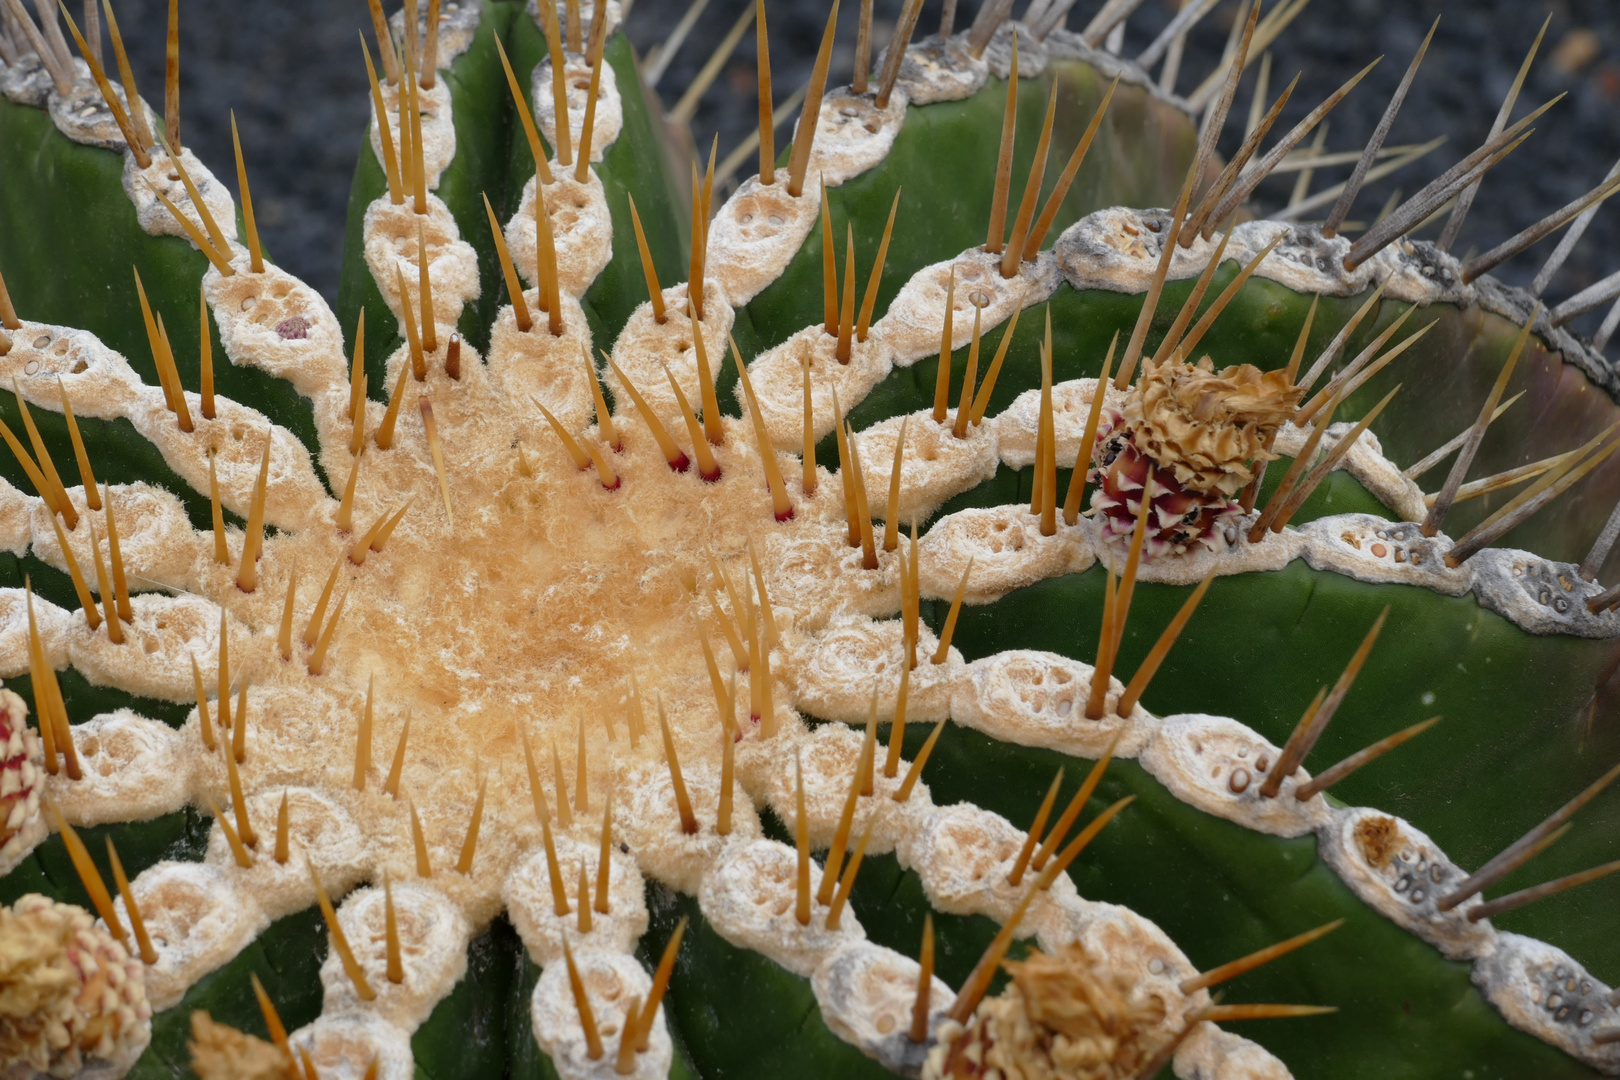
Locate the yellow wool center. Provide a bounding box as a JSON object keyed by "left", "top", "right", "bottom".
{"left": 244, "top": 355, "right": 800, "bottom": 902}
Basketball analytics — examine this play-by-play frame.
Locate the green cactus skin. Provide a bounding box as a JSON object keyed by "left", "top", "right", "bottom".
{"left": 2, "top": 1, "right": 1620, "bottom": 1078}
{"left": 0, "top": 100, "right": 320, "bottom": 459}
{"left": 335, "top": 7, "right": 691, "bottom": 381}
{"left": 336, "top": 1, "right": 526, "bottom": 374}
{"left": 733, "top": 57, "right": 1199, "bottom": 357}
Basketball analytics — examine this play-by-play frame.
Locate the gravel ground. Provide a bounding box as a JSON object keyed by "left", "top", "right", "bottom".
{"left": 81, "top": 0, "right": 1620, "bottom": 342}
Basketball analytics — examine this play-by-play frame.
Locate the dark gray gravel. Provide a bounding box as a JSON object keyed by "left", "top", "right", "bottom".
{"left": 89, "top": 0, "right": 1620, "bottom": 341}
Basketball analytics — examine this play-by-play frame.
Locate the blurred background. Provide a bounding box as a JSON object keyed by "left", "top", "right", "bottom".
{"left": 89, "top": 0, "right": 1620, "bottom": 341}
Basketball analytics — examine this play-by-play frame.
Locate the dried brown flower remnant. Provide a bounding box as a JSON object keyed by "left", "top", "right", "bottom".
{"left": 923, "top": 943, "right": 1168, "bottom": 1080}
{"left": 0, "top": 906, "right": 76, "bottom": 1036}
{"left": 1122, "top": 357, "right": 1301, "bottom": 496}
{"left": 188, "top": 1011, "right": 294, "bottom": 1080}
{"left": 0, "top": 895, "right": 151, "bottom": 1076}
{"left": 1355, "top": 814, "right": 1402, "bottom": 869}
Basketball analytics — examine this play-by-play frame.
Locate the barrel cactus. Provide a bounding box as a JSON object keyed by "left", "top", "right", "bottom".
{"left": 2, "top": 0, "right": 1620, "bottom": 1076}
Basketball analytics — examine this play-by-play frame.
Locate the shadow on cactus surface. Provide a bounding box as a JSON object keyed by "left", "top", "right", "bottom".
{"left": 4, "top": 0, "right": 1620, "bottom": 1076}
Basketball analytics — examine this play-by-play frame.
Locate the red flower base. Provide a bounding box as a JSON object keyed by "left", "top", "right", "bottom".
{"left": 1091, "top": 427, "right": 1242, "bottom": 559}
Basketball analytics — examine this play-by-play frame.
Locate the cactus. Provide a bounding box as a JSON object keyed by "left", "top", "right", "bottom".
{"left": 1, "top": 0, "right": 1620, "bottom": 1077}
